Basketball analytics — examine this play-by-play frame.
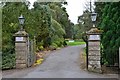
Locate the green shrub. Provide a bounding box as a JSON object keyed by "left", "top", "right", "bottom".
{"left": 2, "top": 50, "right": 15, "bottom": 70}
{"left": 38, "top": 46, "right": 44, "bottom": 51}
{"left": 55, "top": 41, "right": 63, "bottom": 47}
{"left": 51, "top": 35, "right": 64, "bottom": 47}
{"left": 52, "top": 43, "right": 58, "bottom": 48}
{"left": 49, "top": 43, "right": 58, "bottom": 50}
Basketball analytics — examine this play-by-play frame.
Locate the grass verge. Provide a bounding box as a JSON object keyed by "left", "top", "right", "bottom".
{"left": 67, "top": 41, "right": 85, "bottom": 46}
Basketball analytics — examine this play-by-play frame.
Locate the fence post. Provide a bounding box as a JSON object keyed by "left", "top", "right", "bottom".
{"left": 86, "top": 41, "right": 88, "bottom": 69}
{"left": 34, "top": 36, "right": 36, "bottom": 63}
{"left": 119, "top": 47, "right": 120, "bottom": 69}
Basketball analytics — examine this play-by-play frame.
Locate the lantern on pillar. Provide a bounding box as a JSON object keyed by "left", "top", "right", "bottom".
{"left": 86, "top": 12, "right": 102, "bottom": 73}
{"left": 13, "top": 15, "right": 29, "bottom": 69}
{"left": 18, "top": 14, "right": 25, "bottom": 30}
{"left": 91, "top": 13, "right": 97, "bottom": 27}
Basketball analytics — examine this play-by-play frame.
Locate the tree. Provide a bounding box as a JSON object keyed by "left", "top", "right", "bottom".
{"left": 48, "top": 2, "right": 72, "bottom": 39}
{"left": 78, "top": 10, "right": 92, "bottom": 32}
{"left": 97, "top": 2, "right": 120, "bottom": 65}
{"left": 34, "top": 2, "right": 68, "bottom": 45}
{"left": 32, "top": 3, "right": 52, "bottom": 48}
{"left": 51, "top": 18, "right": 66, "bottom": 47}
{"left": 73, "top": 24, "right": 83, "bottom": 39}
{"left": 94, "top": 2, "right": 106, "bottom": 27}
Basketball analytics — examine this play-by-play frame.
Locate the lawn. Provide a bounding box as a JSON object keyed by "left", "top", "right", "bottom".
{"left": 67, "top": 41, "right": 86, "bottom": 46}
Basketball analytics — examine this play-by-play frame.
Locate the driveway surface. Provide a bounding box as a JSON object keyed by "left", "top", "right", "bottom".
{"left": 2, "top": 45, "right": 118, "bottom": 78}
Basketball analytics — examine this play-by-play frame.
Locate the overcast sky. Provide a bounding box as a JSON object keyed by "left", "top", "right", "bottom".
{"left": 29, "top": 0, "right": 93, "bottom": 24}
{"left": 63, "top": 0, "right": 86, "bottom": 24}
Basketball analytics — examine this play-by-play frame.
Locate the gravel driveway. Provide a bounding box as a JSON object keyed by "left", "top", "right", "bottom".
{"left": 2, "top": 45, "right": 118, "bottom": 78}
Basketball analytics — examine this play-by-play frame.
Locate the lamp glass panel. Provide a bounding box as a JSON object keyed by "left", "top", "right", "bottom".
{"left": 19, "top": 18, "right": 25, "bottom": 24}
{"left": 91, "top": 13, "right": 97, "bottom": 22}
{"left": 91, "top": 16, "right": 97, "bottom": 21}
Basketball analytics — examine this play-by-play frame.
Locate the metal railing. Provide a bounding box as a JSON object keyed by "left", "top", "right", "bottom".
{"left": 27, "top": 39, "right": 36, "bottom": 67}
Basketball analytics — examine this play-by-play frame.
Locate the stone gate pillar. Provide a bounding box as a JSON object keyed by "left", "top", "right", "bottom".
{"left": 14, "top": 30, "right": 29, "bottom": 69}
{"left": 86, "top": 27, "right": 102, "bottom": 73}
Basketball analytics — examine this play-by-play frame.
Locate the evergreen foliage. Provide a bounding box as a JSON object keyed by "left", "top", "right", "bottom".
{"left": 95, "top": 2, "right": 120, "bottom": 65}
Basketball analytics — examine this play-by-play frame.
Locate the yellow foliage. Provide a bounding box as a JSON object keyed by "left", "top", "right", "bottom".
{"left": 34, "top": 58, "right": 44, "bottom": 66}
